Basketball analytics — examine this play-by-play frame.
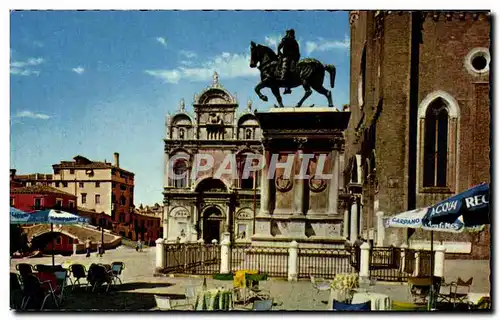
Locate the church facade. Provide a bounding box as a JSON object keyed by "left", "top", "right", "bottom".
{"left": 162, "top": 73, "right": 263, "bottom": 244}
{"left": 344, "top": 11, "right": 490, "bottom": 258}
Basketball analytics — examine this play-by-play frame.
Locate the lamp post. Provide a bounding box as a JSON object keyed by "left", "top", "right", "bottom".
{"left": 101, "top": 213, "right": 105, "bottom": 255}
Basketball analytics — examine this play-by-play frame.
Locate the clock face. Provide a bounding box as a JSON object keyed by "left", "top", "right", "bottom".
{"left": 275, "top": 174, "right": 293, "bottom": 192}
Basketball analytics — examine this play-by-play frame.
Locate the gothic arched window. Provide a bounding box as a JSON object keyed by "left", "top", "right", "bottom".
{"left": 418, "top": 91, "right": 459, "bottom": 193}
{"left": 423, "top": 99, "right": 448, "bottom": 187}
{"left": 351, "top": 156, "right": 359, "bottom": 184}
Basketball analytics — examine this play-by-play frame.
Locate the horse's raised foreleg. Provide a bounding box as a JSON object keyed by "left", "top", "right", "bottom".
{"left": 270, "top": 86, "right": 284, "bottom": 108}
{"left": 254, "top": 81, "right": 268, "bottom": 102}
{"left": 296, "top": 82, "right": 312, "bottom": 108}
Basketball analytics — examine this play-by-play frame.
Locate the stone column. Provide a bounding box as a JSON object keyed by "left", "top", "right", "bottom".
{"left": 400, "top": 243, "right": 408, "bottom": 274}
{"left": 225, "top": 201, "right": 231, "bottom": 233}
{"left": 349, "top": 196, "right": 359, "bottom": 242}
{"left": 163, "top": 201, "right": 170, "bottom": 240}
{"left": 376, "top": 211, "right": 385, "bottom": 247}
{"left": 328, "top": 149, "right": 340, "bottom": 215}
{"left": 191, "top": 202, "right": 199, "bottom": 242}
{"left": 259, "top": 148, "right": 271, "bottom": 216}
{"left": 287, "top": 241, "right": 298, "bottom": 281}
{"left": 414, "top": 251, "right": 420, "bottom": 277}
{"left": 434, "top": 245, "right": 446, "bottom": 278}
{"left": 220, "top": 232, "right": 231, "bottom": 274}
{"left": 343, "top": 207, "right": 350, "bottom": 239}
{"left": 359, "top": 195, "right": 364, "bottom": 237}
{"left": 155, "top": 238, "right": 166, "bottom": 271}
{"left": 359, "top": 242, "right": 371, "bottom": 279}
{"left": 293, "top": 137, "right": 307, "bottom": 215}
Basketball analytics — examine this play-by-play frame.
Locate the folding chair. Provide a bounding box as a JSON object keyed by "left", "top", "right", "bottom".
{"left": 53, "top": 270, "right": 70, "bottom": 305}
{"left": 110, "top": 262, "right": 125, "bottom": 285}
{"left": 87, "top": 264, "right": 113, "bottom": 293}
{"left": 16, "top": 263, "right": 34, "bottom": 278}
{"left": 69, "top": 264, "right": 89, "bottom": 291}
{"left": 408, "top": 277, "right": 431, "bottom": 304}
{"left": 450, "top": 277, "right": 473, "bottom": 307}
{"left": 10, "top": 273, "right": 23, "bottom": 309}
{"left": 244, "top": 273, "right": 270, "bottom": 304}
{"left": 310, "top": 276, "right": 331, "bottom": 301}
{"left": 436, "top": 282, "right": 453, "bottom": 303}
{"left": 252, "top": 299, "right": 273, "bottom": 311}
{"left": 20, "top": 274, "right": 56, "bottom": 310}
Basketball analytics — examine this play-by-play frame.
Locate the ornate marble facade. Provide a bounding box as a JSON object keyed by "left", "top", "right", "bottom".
{"left": 163, "top": 73, "right": 262, "bottom": 244}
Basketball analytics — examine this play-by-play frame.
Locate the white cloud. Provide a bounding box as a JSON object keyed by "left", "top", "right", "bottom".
{"left": 10, "top": 57, "right": 44, "bottom": 76}
{"left": 33, "top": 40, "right": 44, "bottom": 48}
{"left": 145, "top": 69, "right": 182, "bottom": 84}
{"left": 15, "top": 110, "right": 51, "bottom": 120}
{"left": 156, "top": 37, "right": 167, "bottom": 47}
{"left": 10, "top": 68, "right": 40, "bottom": 76}
{"left": 72, "top": 66, "right": 85, "bottom": 74}
{"left": 305, "top": 35, "right": 350, "bottom": 55}
{"left": 145, "top": 52, "right": 259, "bottom": 84}
{"left": 264, "top": 34, "right": 282, "bottom": 51}
{"left": 179, "top": 50, "right": 197, "bottom": 59}
{"left": 10, "top": 57, "right": 44, "bottom": 68}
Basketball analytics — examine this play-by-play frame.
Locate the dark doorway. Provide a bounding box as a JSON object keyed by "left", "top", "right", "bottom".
{"left": 203, "top": 220, "right": 220, "bottom": 243}
{"left": 203, "top": 207, "right": 223, "bottom": 243}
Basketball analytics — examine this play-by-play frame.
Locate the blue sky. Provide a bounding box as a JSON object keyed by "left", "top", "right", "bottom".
{"left": 10, "top": 10, "right": 350, "bottom": 206}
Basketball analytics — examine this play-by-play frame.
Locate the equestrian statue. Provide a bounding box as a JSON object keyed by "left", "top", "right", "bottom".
{"left": 249, "top": 29, "right": 336, "bottom": 108}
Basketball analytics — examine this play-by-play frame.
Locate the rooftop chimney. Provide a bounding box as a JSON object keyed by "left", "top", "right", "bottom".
{"left": 114, "top": 152, "right": 120, "bottom": 168}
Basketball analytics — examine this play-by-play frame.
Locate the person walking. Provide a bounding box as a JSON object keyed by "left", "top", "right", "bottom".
{"left": 97, "top": 241, "right": 104, "bottom": 257}
{"left": 136, "top": 237, "right": 142, "bottom": 252}
{"left": 85, "top": 237, "right": 92, "bottom": 258}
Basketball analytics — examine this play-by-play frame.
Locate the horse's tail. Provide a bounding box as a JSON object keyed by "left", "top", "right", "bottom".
{"left": 324, "top": 64, "right": 336, "bottom": 88}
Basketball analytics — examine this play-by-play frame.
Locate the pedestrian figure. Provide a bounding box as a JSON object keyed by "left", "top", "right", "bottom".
{"left": 137, "top": 237, "right": 143, "bottom": 252}
{"left": 97, "top": 241, "right": 104, "bottom": 257}
{"left": 85, "top": 237, "right": 92, "bottom": 257}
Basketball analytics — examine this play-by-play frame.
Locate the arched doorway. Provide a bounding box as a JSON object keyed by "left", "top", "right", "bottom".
{"left": 203, "top": 206, "right": 223, "bottom": 243}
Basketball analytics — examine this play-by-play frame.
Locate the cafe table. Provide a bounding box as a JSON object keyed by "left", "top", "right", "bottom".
{"left": 194, "top": 287, "right": 234, "bottom": 311}
{"left": 351, "top": 291, "right": 392, "bottom": 311}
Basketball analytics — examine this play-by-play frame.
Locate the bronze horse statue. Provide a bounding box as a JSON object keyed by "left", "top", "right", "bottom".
{"left": 249, "top": 41, "right": 336, "bottom": 108}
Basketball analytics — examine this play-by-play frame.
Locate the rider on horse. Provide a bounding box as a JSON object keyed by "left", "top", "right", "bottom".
{"left": 277, "top": 29, "right": 300, "bottom": 95}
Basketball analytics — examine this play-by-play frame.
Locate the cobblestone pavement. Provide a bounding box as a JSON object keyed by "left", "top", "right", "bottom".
{"left": 10, "top": 246, "right": 490, "bottom": 311}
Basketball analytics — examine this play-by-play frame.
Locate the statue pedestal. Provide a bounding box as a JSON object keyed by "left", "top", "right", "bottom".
{"left": 251, "top": 107, "right": 350, "bottom": 248}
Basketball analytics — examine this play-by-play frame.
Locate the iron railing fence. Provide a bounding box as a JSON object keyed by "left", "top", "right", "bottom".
{"left": 369, "top": 247, "right": 433, "bottom": 282}
{"left": 163, "top": 243, "right": 220, "bottom": 275}
{"left": 230, "top": 244, "right": 288, "bottom": 278}
{"left": 298, "top": 248, "right": 354, "bottom": 279}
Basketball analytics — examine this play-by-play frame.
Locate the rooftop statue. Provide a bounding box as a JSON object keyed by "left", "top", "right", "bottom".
{"left": 249, "top": 29, "right": 336, "bottom": 108}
